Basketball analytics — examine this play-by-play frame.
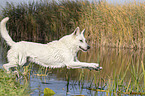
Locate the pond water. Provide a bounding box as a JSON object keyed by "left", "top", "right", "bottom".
{"left": 29, "top": 72, "right": 106, "bottom": 96}
{"left": 0, "top": 45, "right": 144, "bottom": 96}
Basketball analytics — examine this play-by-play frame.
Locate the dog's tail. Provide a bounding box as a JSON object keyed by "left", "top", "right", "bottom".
{"left": 1, "top": 17, "right": 15, "bottom": 46}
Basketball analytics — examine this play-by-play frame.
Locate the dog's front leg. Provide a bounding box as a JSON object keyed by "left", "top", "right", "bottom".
{"left": 67, "top": 62, "right": 101, "bottom": 70}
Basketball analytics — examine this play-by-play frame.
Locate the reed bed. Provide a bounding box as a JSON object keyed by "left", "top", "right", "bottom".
{"left": 1, "top": 0, "right": 145, "bottom": 49}
{"left": 79, "top": 1, "right": 145, "bottom": 49}
{"left": 1, "top": 0, "right": 83, "bottom": 43}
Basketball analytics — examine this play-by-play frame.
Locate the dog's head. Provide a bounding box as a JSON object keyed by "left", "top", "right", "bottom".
{"left": 72, "top": 27, "right": 90, "bottom": 52}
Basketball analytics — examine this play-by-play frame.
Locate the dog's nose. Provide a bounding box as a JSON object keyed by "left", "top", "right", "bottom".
{"left": 87, "top": 45, "right": 90, "bottom": 49}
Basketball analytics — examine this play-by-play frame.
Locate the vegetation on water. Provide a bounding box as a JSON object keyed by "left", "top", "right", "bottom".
{"left": 0, "top": 0, "right": 145, "bottom": 95}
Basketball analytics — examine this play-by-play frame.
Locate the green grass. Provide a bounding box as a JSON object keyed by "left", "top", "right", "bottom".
{"left": 0, "top": 69, "right": 30, "bottom": 96}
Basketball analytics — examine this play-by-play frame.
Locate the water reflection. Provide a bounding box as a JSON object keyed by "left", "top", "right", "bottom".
{"left": 51, "top": 47, "right": 144, "bottom": 81}
{"left": 0, "top": 46, "right": 144, "bottom": 95}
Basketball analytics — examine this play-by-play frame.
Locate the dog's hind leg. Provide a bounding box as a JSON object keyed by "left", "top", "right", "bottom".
{"left": 4, "top": 50, "right": 27, "bottom": 71}
{"left": 18, "top": 53, "right": 27, "bottom": 66}
{"left": 3, "top": 51, "right": 19, "bottom": 71}
{"left": 3, "top": 57, "right": 27, "bottom": 72}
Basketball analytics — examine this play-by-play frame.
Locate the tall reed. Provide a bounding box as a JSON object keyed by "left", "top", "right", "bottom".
{"left": 79, "top": 1, "right": 145, "bottom": 49}
{"left": 1, "top": 0, "right": 83, "bottom": 43}
{"left": 1, "top": 0, "right": 145, "bottom": 49}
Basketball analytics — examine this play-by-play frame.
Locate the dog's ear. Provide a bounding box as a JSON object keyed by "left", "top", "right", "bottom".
{"left": 81, "top": 29, "right": 85, "bottom": 35}
{"left": 72, "top": 27, "right": 80, "bottom": 36}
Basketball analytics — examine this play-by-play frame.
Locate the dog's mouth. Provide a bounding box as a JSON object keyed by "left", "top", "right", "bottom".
{"left": 79, "top": 46, "right": 88, "bottom": 52}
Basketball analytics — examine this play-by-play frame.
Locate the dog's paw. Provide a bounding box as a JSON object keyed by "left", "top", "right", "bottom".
{"left": 94, "top": 66, "right": 103, "bottom": 71}
{"left": 89, "top": 63, "right": 102, "bottom": 71}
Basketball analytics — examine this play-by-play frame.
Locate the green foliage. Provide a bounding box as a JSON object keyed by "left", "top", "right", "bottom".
{"left": 0, "top": 69, "right": 30, "bottom": 96}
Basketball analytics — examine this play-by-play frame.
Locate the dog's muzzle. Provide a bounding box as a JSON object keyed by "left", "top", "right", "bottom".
{"left": 79, "top": 45, "right": 90, "bottom": 51}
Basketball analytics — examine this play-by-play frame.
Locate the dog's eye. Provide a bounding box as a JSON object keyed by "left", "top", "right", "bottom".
{"left": 80, "top": 40, "right": 83, "bottom": 42}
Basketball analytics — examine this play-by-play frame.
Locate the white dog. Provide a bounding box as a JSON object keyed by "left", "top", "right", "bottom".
{"left": 1, "top": 17, "right": 102, "bottom": 72}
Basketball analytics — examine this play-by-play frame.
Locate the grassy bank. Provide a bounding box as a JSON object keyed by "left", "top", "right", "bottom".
{"left": 0, "top": 69, "right": 30, "bottom": 96}
{"left": 1, "top": 0, "right": 145, "bottom": 49}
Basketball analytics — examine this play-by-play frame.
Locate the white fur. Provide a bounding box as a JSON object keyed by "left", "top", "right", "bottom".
{"left": 1, "top": 17, "right": 101, "bottom": 72}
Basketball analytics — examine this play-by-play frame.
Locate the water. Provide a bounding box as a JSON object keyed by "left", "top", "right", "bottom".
{"left": 27, "top": 65, "right": 106, "bottom": 96}
{"left": 29, "top": 74, "right": 102, "bottom": 96}
{"left": 0, "top": 46, "right": 144, "bottom": 95}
